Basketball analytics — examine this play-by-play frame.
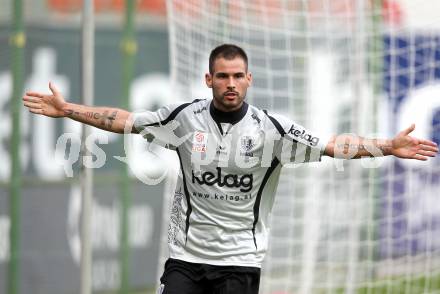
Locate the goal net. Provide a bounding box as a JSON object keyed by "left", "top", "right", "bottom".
{"left": 165, "top": 0, "right": 440, "bottom": 293}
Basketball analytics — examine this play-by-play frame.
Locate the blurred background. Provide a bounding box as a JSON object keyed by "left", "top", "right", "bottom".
{"left": 0, "top": 1, "right": 169, "bottom": 294}
{"left": 1, "top": 1, "right": 440, "bottom": 294}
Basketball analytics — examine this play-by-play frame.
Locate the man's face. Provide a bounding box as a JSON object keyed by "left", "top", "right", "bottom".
{"left": 205, "top": 57, "right": 252, "bottom": 112}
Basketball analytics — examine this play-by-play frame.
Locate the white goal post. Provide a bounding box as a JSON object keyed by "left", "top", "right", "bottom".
{"left": 164, "top": 1, "right": 440, "bottom": 293}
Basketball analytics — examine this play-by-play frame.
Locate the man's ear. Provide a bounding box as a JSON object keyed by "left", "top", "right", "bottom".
{"left": 247, "top": 72, "right": 252, "bottom": 86}
{"left": 205, "top": 73, "right": 213, "bottom": 88}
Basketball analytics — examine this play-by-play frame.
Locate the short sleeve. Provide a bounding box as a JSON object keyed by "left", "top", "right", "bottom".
{"left": 132, "top": 103, "right": 188, "bottom": 145}
{"left": 132, "top": 104, "right": 181, "bottom": 131}
{"left": 268, "top": 113, "right": 329, "bottom": 165}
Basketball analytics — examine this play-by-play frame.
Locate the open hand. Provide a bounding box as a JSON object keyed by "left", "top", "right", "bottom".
{"left": 22, "top": 82, "right": 66, "bottom": 118}
{"left": 391, "top": 124, "right": 439, "bottom": 160}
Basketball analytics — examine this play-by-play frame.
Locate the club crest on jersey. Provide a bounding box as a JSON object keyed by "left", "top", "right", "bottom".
{"left": 240, "top": 136, "right": 255, "bottom": 156}
{"left": 192, "top": 131, "right": 208, "bottom": 153}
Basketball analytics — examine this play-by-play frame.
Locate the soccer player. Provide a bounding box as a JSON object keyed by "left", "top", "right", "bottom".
{"left": 23, "top": 44, "right": 438, "bottom": 294}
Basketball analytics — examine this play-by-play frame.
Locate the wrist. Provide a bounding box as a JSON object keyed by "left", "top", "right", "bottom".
{"left": 61, "top": 102, "right": 72, "bottom": 117}
{"left": 381, "top": 139, "right": 393, "bottom": 156}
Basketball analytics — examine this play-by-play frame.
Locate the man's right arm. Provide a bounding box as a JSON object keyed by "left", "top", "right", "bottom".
{"left": 61, "top": 103, "right": 136, "bottom": 134}
{"left": 23, "top": 82, "right": 138, "bottom": 134}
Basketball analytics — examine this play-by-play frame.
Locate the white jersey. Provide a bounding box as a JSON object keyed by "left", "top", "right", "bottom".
{"left": 133, "top": 99, "right": 326, "bottom": 268}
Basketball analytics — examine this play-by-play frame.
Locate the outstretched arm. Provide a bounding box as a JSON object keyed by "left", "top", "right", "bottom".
{"left": 324, "top": 124, "right": 438, "bottom": 160}
{"left": 23, "top": 82, "right": 137, "bottom": 134}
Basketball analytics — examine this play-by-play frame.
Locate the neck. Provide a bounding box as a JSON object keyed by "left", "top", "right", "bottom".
{"left": 212, "top": 99, "right": 243, "bottom": 112}
{"left": 210, "top": 101, "right": 248, "bottom": 125}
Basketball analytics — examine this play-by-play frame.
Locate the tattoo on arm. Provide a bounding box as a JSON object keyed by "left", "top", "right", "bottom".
{"left": 64, "top": 109, "right": 74, "bottom": 116}
{"left": 99, "top": 110, "right": 109, "bottom": 126}
{"left": 64, "top": 109, "right": 119, "bottom": 129}
{"left": 336, "top": 143, "right": 391, "bottom": 155}
{"left": 105, "top": 111, "right": 117, "bottom": 128}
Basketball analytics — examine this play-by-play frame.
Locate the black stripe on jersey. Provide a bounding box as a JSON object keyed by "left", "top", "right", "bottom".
{"left": 263, "top": 110, "right": 286, "bottom": 137}
{"left": 251, "top": 157, "right": 280, "bottom": 250}
{"left": 216, "top": 121, "right": 224, "bottom": 135}
{"left": 305, "top": 145, "right": 312, "bottom": 162}
{"left": 142, "top": 99, "right": 203, "bottom": 128}
{"left": 176, "top": 148, "right": 193, "bottom": 245}
{"left": 290, "top": 140, "right": 313, "bottom": 163}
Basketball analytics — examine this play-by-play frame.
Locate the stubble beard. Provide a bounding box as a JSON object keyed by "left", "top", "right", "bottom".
{"left": 213, "top": 90, "right": 247, "bottom": 112}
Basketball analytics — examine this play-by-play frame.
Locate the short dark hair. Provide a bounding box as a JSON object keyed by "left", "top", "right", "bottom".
{"left": 209, "top": 44, "right": 248, "bottom": 74}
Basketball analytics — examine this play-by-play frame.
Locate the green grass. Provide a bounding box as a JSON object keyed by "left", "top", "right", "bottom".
{"left": 333, "top": 274, "right": 440, "bottom": 294}
{"left": 355, "top": 275, "right": 440, "bottom": 294}
{"left": 272, "top": 273, "right": 440, "bottom": 294}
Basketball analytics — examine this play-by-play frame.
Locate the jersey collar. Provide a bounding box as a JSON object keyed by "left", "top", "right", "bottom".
{"left": 209, "top": 100, "right": 249, "bottom": 125}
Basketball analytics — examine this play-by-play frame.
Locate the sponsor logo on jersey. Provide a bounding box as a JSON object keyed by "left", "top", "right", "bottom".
{"left": 287, "top": 124, "right": 320, "bottom": 146}
{"left": 192, "top": 131, "right": 207, "bottom": 152}
{"left": 193, "top": 106, "right": 207, "bottom": 114}
{"left": 191, "top": 167, "right": 253, "bottom": 192}
{"left": 192, "top": 191, "right": 253, "bottom": 202}
{"left": 251, "top": 113, "right": 261, "bottom": 124}
{"left": 216, "top": 145, "right": 227, "bottom": 155}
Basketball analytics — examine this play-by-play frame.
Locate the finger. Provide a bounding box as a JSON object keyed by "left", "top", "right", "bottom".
{"left": 22, "top": 95, "right": 41, "bottom": 103}
{"left": 23, "top": 101, "right": 42, "bottom": 109}
{"left": 25, "top": 91, "right": 44, "bottom": 98}
{"left": 49, "top": 82, "right": 60, "bottom": 96}
{"left": 420, "top": 144, "right": 439, "bottom": 152}
{"left": 419, "top": 139, "right": 438, "bottom": 147}
{"left": 29, "top": 108, "right": 43, "bottom": 115}
{"left": 412, "top": 154, "right": 428, "bottom": 161}
{"left": 416, "top": 150, "right": 438, "bottom": 157}
{"left": 400, "top": 123, "right": 415, "bottom": 136}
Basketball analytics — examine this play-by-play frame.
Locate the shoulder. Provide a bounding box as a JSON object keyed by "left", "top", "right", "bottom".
{"left": 168, "top": 98, "right": 207, "bottom": 113}
{"left": 247, "top": 106, "right": 328, "bottom": 150}
{"left": 242, "top": 104, "right": 288, "bottom": 134}
{"left": 250, "top": 107, "right": 290, "bottom": 136}
{"left": 187, "top": 99, "right": 209, "bottom": 114}
{"left": 132, "top": 98, "right": 207, "bottom": 129}
{"left": 160, "top": 98, "right": 208, "bottom": 119}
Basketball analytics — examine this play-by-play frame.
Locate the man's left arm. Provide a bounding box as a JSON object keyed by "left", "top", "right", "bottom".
{"left": 324, "top": 124, "right": 439, "bottom": 160}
